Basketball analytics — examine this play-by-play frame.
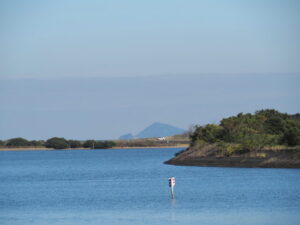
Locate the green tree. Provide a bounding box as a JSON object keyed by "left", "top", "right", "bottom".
{"left": 263, "top": 117, "right": 286, "bottom": 135}
{"left": 68, "top": 140, "right": 82, "bottom": 148}
{"left": 29, "top": 140, "right": 45, "bottom": 147}
{"left": 240, "top": 133, "right": 269, "bottom": 151}
{"left": 189, "top": 109, "right": 300, "bottom": 151}
{"left": 83, "top": 140, "right": 96, "bottom": 148}
{"left": 282, "top": 127, "right": 300, "bottom": 146}
{"left": 6, "top": 137, "right": 30, "bottom": 147}
{"left": 190, "top": 124, "right": 224, "bottom": 144}
{"left": 255, "top": 109, "right": 289, "bottom": 120}
{"left": 45, "top": 137, "right": 68, "bottom": 149}
{"left": 94, "top": 140, "right": 116, "bottom": 149}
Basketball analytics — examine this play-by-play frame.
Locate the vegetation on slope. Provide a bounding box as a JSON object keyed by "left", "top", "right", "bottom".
{"left": 165, "top": 109, "right": 300, "bottom": 168}
{"left": 190, "top": 109, "right": 300, "bottom": 156}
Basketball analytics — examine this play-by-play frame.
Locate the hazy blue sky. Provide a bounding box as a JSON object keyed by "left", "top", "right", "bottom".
{"left": 1, "top": 0, "right": 300, "bottom": 78}
{"left": 0, "top": 0, "right": 299, "bottom": 140}
{"left": 0, "top": 74, "right": 299, "bottom": 140}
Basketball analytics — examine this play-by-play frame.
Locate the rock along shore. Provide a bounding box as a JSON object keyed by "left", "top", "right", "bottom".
{"left": 164, "top": 145, "right": 300, "bottom": 168}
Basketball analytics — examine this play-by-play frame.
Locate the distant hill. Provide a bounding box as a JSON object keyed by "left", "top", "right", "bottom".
{"left": 136, "top": 122, "right": 185, "bottom": 138}
{"left": 119, "top": 122, "right": 185, "bottom": 139}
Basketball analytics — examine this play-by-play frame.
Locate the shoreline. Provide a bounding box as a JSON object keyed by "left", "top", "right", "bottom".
{"left": 0, "top": 145, "right": 188, "bottom": 151}
{"left": 165, "top": 157, "right": 300, "bottom": 168}
{"left": 165, "top": 146, "right": 300, "bottom": 168}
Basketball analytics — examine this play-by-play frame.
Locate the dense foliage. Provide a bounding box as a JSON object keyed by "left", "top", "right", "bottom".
{"left": 45, "top": 137, "right": 69, "bottom": 149}
{"left": 29, "top": 140, "right": 45, "bottom": 147}
{"left": 190, "top": 109, "right": 300, "bottom": 153}
{"left": 0, "top": 137, "right": 116, "bottom": 149}
{"left": 1, "top": 138, "right": 45, "bottom": 148}
{"left": 94, "top": 140, "right": 116, "bottom": 149}
{"left": 83, "top": 140, "right": 96, "bottom": 148}
{"left": 6, "top": 138, "right": 30, "bottom": 147}
{"left": 82, "top": 140, "right": 116, "bottom": 149}
{"left": 68, "top": 140, "right": 82, "bottom": 148}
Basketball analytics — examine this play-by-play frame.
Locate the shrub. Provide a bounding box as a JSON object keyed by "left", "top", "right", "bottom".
{"left": 45, "top": 137, "right": 68, "bottom": 149}
{"left": 94, "top": 141, "right": 116, "bottom": 149}
{"left": 217, "top": 142, "right": 244, "bottom": 156}
{"left": 83, "top": 140, "right": 96, "bottom": 148}
{"left": 0, "top": 140, "right": 5, "bottom": 146}
{"left": 29, "top": 140, "right": 45, "bottom": 147}
{"left": 190, "top": 109, "right": 300, "bottom": 151}
{"left": 282, "top": 127, "right": 300, "bottom": 146}
{"left": 68, "top": 140, "right": 82, "bottom": 148}
{"left": 6, "top": 138, "right": 30, "bottom": 147}
{"left": 190, "top": 124, "right": 224, "bottom": 144}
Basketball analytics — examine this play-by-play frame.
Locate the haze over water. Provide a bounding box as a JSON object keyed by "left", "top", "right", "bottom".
{"left": 1, "top": 148, "right": 299, "bottom": 225}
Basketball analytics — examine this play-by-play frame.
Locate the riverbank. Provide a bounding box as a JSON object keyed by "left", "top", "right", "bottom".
{"left": 0, "top": 145, "right": 188, "bottom": 151}
{"left": 165, "top": 144, "right": 300, "bottom": 168}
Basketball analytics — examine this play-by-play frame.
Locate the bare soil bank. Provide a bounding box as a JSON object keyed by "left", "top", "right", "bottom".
{"left": 165, "top": 145, "right": 300, "bottom": 168}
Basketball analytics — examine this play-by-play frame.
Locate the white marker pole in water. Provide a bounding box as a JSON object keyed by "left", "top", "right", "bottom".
{"left": 168, "top": 177, "right": 176, "bottom": 199}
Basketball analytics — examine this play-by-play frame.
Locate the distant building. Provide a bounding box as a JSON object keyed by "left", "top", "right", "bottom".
{"left": 158, "top": 137, "right": 166, "bottom": 141}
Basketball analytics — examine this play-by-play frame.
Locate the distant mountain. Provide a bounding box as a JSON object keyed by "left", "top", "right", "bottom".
{"left": 136, "top": 122, "right": 185, "bottom": 138}
{"left": 119, "top": 133, "right": 134, "bottom": 140}
{"left": 118, "top": 122, "right": 185, "bottom": 140}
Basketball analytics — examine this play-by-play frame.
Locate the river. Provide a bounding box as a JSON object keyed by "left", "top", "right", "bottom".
{"left": 0, "top": 148, "right": 300, "bottom": 225}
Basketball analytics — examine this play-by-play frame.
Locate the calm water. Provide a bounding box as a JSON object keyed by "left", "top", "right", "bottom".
{"left": 0, "top": 148, "right": 300, "bottom": 225}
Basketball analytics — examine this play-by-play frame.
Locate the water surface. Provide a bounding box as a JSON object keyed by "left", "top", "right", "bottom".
{"left": 0, "top": 148, "right": 300, "bottom": 225}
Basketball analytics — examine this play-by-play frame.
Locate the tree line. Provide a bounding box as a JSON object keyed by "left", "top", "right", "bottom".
{"left": 0, "top": 137, "right": 116, "bottom": 149}
{"left": 190, "top": 109, "right": 300, "bottom": 155}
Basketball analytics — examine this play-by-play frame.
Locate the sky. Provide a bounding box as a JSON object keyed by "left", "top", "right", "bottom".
{"left": 0, "top": 0, "right": 299, "bottom": 140}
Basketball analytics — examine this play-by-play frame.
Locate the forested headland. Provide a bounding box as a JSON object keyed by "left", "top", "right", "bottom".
{"left": 166, "top": 109, "right": 300, "bottom": 168}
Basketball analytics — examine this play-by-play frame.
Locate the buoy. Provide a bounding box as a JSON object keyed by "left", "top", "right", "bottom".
{"left": 168, "top": 177, "right": 176, "bottom": 199}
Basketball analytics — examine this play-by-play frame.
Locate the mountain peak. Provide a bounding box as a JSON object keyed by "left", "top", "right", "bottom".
{"left": 118, "top": 122, "right": 185, "bottom": 140}
{"left": 136, "top": 122, "right": 185, "bottom": 138}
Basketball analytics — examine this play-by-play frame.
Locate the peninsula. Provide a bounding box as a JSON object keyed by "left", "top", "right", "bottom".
{"left": 165, "top": 109, "right": 300, "bottom": 168}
